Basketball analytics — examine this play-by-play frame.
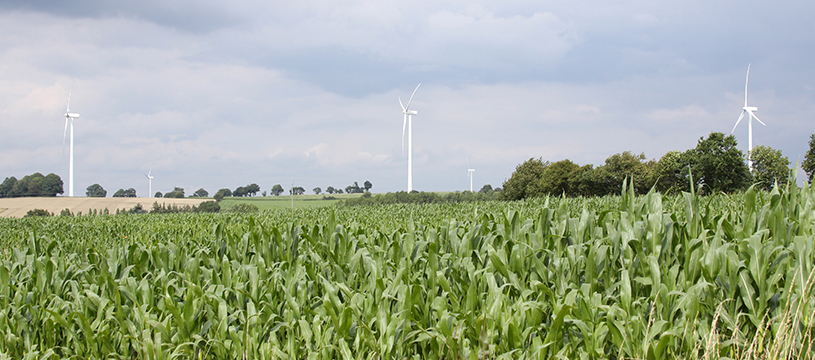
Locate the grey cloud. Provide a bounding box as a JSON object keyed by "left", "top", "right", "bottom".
{"left": 0, "top": 0, "right": 240, "bottom": 33}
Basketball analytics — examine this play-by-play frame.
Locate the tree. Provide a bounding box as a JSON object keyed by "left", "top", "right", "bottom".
{"left": 501, "top": 158, "right": 549, "bottom": 200}
{"left": 233, "top": 186, "right": 247, "bottom": 197}
{"left": 155, "top": 191, "right": 163, "bottom": 198}
{"left": 289, "top": 186, "right": 305, "bottom": 195}
{"left": 363, "top": 180, "right": 372, "bottom": 192}
{"left": 803, "top": 134, "right": 815, "bottom": 182}
{"left": 113, "top": 188, "right": 137, "bottom": 197}
{"left": 479, "top": 184, "right": 493, "bottom": 194}
{"left": 326, "top": 186, "right": 336, "bottom": 194}
{"left": 213, "top": 188, "right": 232, "bottom": 201}
{"left": 193, "top": 188, "right": 209, "bottom": 197}
{"left": 271, "top": 184, "right": 284, "bottom": 196}
{"left": 539, "top": 159, "right": 580, "bottom": 196}
{"left": 336, "top": 188, "right": 344, "bottom": 194}
{"left": 0, "top": 177, "right": 17, "bottom": 198}
{"left": 687, "top": 132, "right": 751, "bottom": 193}
{"left": 246, "top": 183, "right": 260, "bottom": 197}
{"left": 86, "top": 183, "right": 107, "bottom": 197}
{"left": 313, "top": 187, "right": 322, "bottom": 195}
{"left": 41, "top": 173, "right": 64, "bottom": 197}
{"left": 651, "top": 150, "right": 692, "bottom": 194}
{"left": 751, "top": 145, "right": 791, "bottom": 190}
{"left": 345, "top": 182, "right": 362, "bottom": 194}
{"left": 164, "top": 187, "right": 185, "bottom": 198}
{"left": 592, "top": 152, "right": 654, "bottom": 195}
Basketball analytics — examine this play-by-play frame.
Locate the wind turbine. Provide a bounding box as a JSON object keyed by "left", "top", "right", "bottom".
{"left": 63, "top": 93, "right": 80, "bottom": 197}
{"left": 468, "top": 168, "right": 475, "bottom": 192}
{"left": 400, "top": 83, "right": 421, "bottom": 192}
{"left": 731, "top": 64, "right": 766, "bottom": 171}
{"left": 144, "top": 170, "right": 154, "bottom": 198}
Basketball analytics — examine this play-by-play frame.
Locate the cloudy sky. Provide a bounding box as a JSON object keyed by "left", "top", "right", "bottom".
{"left": 1, "top": 1, "right": 813, "bottom": 196}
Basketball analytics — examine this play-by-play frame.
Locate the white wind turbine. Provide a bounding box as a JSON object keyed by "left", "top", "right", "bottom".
{"left": 400, "top": 83, "right": 421, "bottom": 192}
{"left": 62, "top": 93, "right": 80, "bottom": 197}
{"left": 731, "top": 64, "right": 766, "bottom": 171}
{"left": 468, "top": 168, "right": 475, "bottom": 192}
{"left": 144, "top": 170, "right": 154, "bottom": 198}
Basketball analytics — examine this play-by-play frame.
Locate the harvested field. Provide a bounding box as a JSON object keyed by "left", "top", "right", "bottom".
{"left": 0, "top": 197, "right": 208, "bottom": 218}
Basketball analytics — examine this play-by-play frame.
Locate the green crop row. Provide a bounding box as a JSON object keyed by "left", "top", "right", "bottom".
{"left": 0, "top": 182, "right": 811, "bottom": 359}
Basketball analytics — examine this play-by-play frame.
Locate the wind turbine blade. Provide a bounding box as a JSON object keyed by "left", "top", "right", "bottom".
{"left": 744, "top": 64, "right": 750, "bottom": 107}
{"left": 399, "top": 97, "right": 406, "bottom": 112}
{"left": 748, "top": 110, "right": 766, "bottom": 126}
{"left": 405, "top": 83, "right": 421, "bottom": 110}
{"left": 62, "top": 117, "right": 69, "bottom": 152}
{"left": 66, "top": 92, "right": 72, "bottom": 112}
{"left": 731, "top": 111, "right": 746, "bottom": 134}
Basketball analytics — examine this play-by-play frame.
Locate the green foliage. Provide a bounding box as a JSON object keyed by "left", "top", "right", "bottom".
{"left": 195, "top": 200, "right": 220, "bottom": 213}
{"left": 290, "top": 186, "right": 305, "bottom": 195}
{"left": 750, "top": 145, "right": 791, "bottom": 190}
{"left": 501, "top": 157, "right": 548, "bottom": 200}
{"left": 593, "top": 151, "right": 655, "bottom": 194}
{"left": 23, "top": 208, "right": 52, "bottom": 217}
{"left": 85, "top": 183, "right": 107, "bottom": 197}
{"left": 540, "top": 159, "right": 580, "bottom": 195}
{"left": 313, "top": 187, "right": 321, "bottom": 195}
{"left": 192, "top": 188, "right": 209, "bottom": 197}
{"left": 1, "top": 184, "right": 814, "bottom": 359}
{"left": 803, "top": 133, "right": 815, "bottom": 182}
{"left": 271, "top": 184, "right": 284, "bottom": 196}
{"left": 126, "top": 203, "right": 147, "bottom": 214}
{"left": 652, "top": 150, "right": 692, "bottom": 194}
{"left": 163, "top": 187, "right": 184, "bottom": 198}
{"left": 112, "top": 188, "right": 137, "bottom": 197}
{"left": 0, "top": 173, "right": 63, "bottom": 197}
{"left": 154, "top": 191, "right": 163, "bottom": 198}
{"left": 213, "top": 188, "right": 231, "bottom": 201}
{"left": 688, "top": 132, "right": 752, "bottom": 193}
{"left": 341, "top": 190, "right": 500, "bottom": 206}
{"left": 225, "top": 203, "right": 259, "bottom": 213}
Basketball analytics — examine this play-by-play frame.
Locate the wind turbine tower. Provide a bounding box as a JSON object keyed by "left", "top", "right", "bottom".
{"left": 144, "top": 170, "right": 154, "bottom": 198}
{"left": 400, "top": 84, "right": 421, "bottom": 192}
{"left": 63, "top": 93, "right": 80, "bottom": 197}
{"left": 731, "top": 64, "right": 767, "bottom": 171}
{"left": 468, "top": 168, "right": 475, "bottom": 192}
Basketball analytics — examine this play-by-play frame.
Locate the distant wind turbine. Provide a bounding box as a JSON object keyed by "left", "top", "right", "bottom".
{"left": 144, "top": 170, "right": 154, "bottom": 198}
{"left": 400, "top": 83, "right": 421, "bottom": 192}
{"left": 468, "top": 168, "right": 475, "bottom": 192}
{"left": 731, "top": 64, "right": 767, "bottom": 171}
{"left": 62, "top": 93, "right": 80, "bottom": 197}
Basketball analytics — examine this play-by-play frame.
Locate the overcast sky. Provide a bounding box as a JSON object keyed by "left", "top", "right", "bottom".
{"left": 1, "top": 1, "right": 813, "bottom": 196}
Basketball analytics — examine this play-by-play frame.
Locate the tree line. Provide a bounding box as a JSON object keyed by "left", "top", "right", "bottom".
{"left": 502, "top": 132, "right": 797, "bottom": 200}
{"left": 0, "top": 173, "right": 63, "bottom": 197}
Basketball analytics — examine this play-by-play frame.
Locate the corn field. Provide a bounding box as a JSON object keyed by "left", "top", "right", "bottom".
{"left": 0, "top": 181, "right": 813, "bottom": 359}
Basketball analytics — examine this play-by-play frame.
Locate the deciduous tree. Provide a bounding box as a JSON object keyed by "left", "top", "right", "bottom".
{"left": 751, "top": 145, "right": 791, "bottom": 190}
{"left": 86, "top": 183, "right": 107, "bottom": 197}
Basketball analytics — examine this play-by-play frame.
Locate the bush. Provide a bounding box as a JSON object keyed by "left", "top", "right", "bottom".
{"left": 196, "top": 201, "right": 220, "bottom": 213}
{"left": 24, "top": 208, "right": 52, "bottom": 217}
{"left": 226, "top": 203, "right": 259, "bottom": 213}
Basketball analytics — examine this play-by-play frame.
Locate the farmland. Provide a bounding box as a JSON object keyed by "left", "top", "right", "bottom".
{"left": 0, "top": 182, "right": 813, "bottom": 359}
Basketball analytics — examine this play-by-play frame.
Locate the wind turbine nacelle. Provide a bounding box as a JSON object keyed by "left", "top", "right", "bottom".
{"left": 65, "top": 112, "right": 80, "bottom": 118}
{"left": 743, "top": 106, "right": 757, "bottom": 112}
{"left": 404, "top": 110, "right": 418, "bottom": 115}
